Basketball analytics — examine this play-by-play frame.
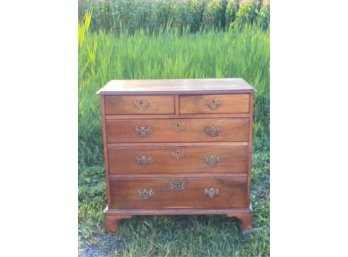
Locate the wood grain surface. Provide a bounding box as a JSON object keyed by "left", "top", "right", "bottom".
{"left": 110, "top": 176, "right": 248, "bottom": 209}
{"left": 106, "top": 118, "right": 249, "bottom": 143}
{"left": 105, "top": 95, "right": 174, "bottom": 115}
{"left": 98, "top": 78, "right": 256, "bottom": 233}
{"left": 97, "top": 78, "right": 256, "bottom": 95}
{"left": 108, "top": 145, "right": 249, "bottom": 174}
{"left": 180, "top": 94, "right": 249, "bottom": 114}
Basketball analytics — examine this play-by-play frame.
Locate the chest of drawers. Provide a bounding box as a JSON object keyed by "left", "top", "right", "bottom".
{"left": 97, "top": 78, "right": 256, "bottom": 233}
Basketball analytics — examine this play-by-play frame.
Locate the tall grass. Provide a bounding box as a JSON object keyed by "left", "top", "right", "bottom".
{"left": 78, "top": 0, "right": 270, "bottom": 34}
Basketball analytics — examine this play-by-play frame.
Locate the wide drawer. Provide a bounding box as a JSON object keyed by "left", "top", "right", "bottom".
{"left": 180, "top": 94, "right": 249, "bottom": 114}
{"left": 106, "top": 118, "right": 249, "bottom": 143}
{"left": 105, "top": 95, "right": 174, "bottom": 115}
{"left": 110, "top": 176, "right": 248, "bottom": 209}
{"left": 108, "top": 145, "right": 248, "bottom": 174}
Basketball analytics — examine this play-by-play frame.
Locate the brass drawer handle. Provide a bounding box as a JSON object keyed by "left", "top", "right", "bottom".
{"left": 204, "top": 125, "right": 222, "bottom": 137}
{"left": 138, "top": 188, "right": 154, "bottom": 199}
{"left": 205, "top": 155, "right": 221, "bottom": 166}
{"left": 206, "top": 99, "right": 221, "bottom": 110}
{"left": 204, "top": 188, "right": 220, "bottom": 198}
{"left": 171, "top": 150, "right": 186, "bottom": 160}
{"left": 134, "top": 125, "right": 152, "bottom": 137}
{"left": 134, "top": 100, "right": 150, "bottom": 111}
{"left": 171, "top": 122, "right": 186, "bottom": 133}
{"left": 136, "top": 155, "right": 153, "bottom": 166}
{"left": 169, "top": 182, "right": 186, "bottom": 191}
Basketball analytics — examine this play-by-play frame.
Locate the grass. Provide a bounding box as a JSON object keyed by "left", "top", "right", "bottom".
{"left": 78, "top": 5, "right": 270, "bottom": 256}
{"left": 78, "top": 0, "right": 270, "bottom": 34}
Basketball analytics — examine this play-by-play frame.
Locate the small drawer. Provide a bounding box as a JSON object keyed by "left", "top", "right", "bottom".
{"left": 106, "top": 118, "right": 249, "bottom": 143}
{"left": 108, "top": 146, "right": 249, "bottom": 174}
{"left": 105, "top": 95, "right": 174, "bottom": 115}
{"left": 110, "top": 177, "right": 248, "bottom": 209}
{"left": 180, "top": 94, "right": 249, "bottom": 114}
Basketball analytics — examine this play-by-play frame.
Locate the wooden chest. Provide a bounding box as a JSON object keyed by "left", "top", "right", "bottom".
{"left": 97, "top": 78, "right": 256, "bottom": 233}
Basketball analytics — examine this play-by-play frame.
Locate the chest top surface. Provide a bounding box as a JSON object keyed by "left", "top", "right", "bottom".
{"left": 96, "top": 78, "right": 256, "bottom": 95}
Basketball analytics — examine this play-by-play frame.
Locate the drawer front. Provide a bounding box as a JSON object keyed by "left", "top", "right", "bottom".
{"left": 108, "top": 146, "right": 248, "bottom": 174}
{"left": 105, "top": 95, "right": 174, "bottom": 115}
{"left": 180, "top": 94, "right": 249, "bottom": 114}
{"left": 110, "top": 177, "right": 248, "bottom": 209}
{"left": 106, "top": 118, "right": 249, "bottom": 143}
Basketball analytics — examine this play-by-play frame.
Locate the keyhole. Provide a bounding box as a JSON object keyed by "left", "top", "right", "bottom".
{"left": 212, "top": 100, "right": 215, "bottom": 104}
{"left": 140, "top": 100, "right": 143, "bottom": 105}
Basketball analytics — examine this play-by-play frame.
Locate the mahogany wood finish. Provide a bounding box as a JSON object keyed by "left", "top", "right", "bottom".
{"left": 108, "top": 145, "right": 249, "bottom": 174}
{"left": 105, "top": 113, "right": 250, "bottom": 119}
{"left": 105, "top": 95, "right": 174, "bottom": 115}
{"left": 110, "top": 177, "right": 248, "bottom": 209}
{"left": 104, "top": 214, "right": 132, "bottom": 233}
{"left": 180, "top": 94, "right": 249, "bottom": 114}
{"left": 247, "top": 94, "right": 254, "bottom": 202}
{"left": 100, "top": 96, "right": 111, "bottom": 208}
{"left": 97, "top": 78, "right": 256, "bottom": 233}
{"left": 104, "top": 207, "right": 253, "bottom": 232}
{"left": 226, "top": 206, "right": 253, "bottom": 231}
{"left": 106, "top": 118, "right": 249, "bottom": 143}
{"left": 97, "top": 78, "right": 256, "bottom": 95}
